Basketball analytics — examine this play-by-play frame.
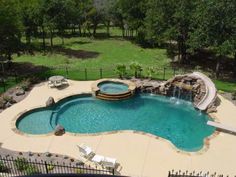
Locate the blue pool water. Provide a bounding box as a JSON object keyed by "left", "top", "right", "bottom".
{"left": 16, "top": 94, "right": 215, "bottom": 151}
{"left": 98, "top": 81, "right": 128, "bottom": 94}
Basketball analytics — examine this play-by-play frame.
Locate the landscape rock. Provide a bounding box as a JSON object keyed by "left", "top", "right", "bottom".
{"left": 206, "top": 106, "right": 217, "bottom": 113}
{"left": 46, "top": 97, "right": 55, "bottom": 107}
{"left": 15, "top": 89, "right": 25, "bottom": 96}
{"left": 54, "top": 125, "right": 65, "bottom": 136}
{"left": 5, "top": 102, "right": 12, "bottom": 108}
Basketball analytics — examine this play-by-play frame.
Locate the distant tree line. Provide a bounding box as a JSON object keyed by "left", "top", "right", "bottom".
{"left": 0, "top": 0, "right": 235, "bottom": 78}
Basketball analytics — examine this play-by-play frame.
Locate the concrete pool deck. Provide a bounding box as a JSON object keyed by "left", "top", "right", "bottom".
{"left": 0, "top": 80, "right": 236, "bottom": 177}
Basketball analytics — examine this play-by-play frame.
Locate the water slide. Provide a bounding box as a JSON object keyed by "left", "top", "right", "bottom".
{"left": 189, "top": 72, "right": 217, "bottom": 111}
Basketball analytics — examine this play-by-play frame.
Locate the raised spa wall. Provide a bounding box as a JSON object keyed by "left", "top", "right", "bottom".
{"left": 91, "top": 79, "right": 136, "bottom": 101}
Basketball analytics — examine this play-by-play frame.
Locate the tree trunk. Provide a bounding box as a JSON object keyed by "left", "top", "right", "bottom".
{"left": 50, "top": 30, "right": 53, "bottom": 49}
{"left": 78, "top": 24, "right": 82, "bottom": 36}
{"left": 42, "top": 26, "right": 46, "bottom": 52}
{"left": 93, "top": 23, "right": 97, "bottom": 37}
{"left": 233, "top": 52, "right": 236, "bottom": 78}
{"left": 106, "top": 21, "right": 110, "bottom": 37}
{"left": 215, "top": 57, "right": 221, "bottom": 79}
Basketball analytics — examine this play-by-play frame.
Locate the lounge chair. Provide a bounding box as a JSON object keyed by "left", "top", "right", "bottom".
{"left": 92, "top": 154, "right": 117, "bottom": 169}
{"left": 77, "top": 144, "right": 94, "bottom": 158}
{"left": 102, "top": 157, "right": 117, "bottom": 169}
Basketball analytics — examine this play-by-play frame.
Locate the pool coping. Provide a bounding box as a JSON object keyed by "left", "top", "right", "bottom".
{"left": 91, "top": 78, "right": 136, "bottom": 95}
{"left": 12, "top": 91, "right": 220, "bottom": 155}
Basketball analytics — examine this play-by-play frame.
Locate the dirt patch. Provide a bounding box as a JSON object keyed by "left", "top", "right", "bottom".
{"left": 54, "top": 47, "right": 99, "bottom": 59}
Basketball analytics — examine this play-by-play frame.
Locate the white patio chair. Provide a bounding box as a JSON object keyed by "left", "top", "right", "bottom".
{"left": 91, "top": 154, "right": 105, "bottom": 164}
{"left": 92, "top": 154, "right": 117, "bottom": 169}
{"left": 77, "top": 144, "right": 94, "bottom": 158}
{"left": 102, "top": 157, "right": 117, "bottom": 169}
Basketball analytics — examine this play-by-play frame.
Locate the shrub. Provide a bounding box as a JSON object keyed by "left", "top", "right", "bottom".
{"left": 2, "top": 95, "right": 12, "bottom": 102}
{"left": 0, "top": 97, "right": 6, "bottom": 109}
{"left": 20, "top": 80, "right": 31, "bottom": 91}
{"left": 24, "top": 165, "right": 40, "bottom": 175}
{"left": 75, "top": 168, "right": 84, "bottom": 174}
{"left": 46, "top": 164, "right": 54, "bottom": 171}
{"left": 130, "top": 62, "right": 142, "bottom": 78}
{"left": 232, "top": 90, "right": 236, "bottom": 100}
{"left": 0, "top": 161, "right": 9, "bottom": 172}
{"left": 147, "top": 67, "right": 155, "bottom": 79}
{"left": 14, "top": 158, "right": 28, "bottom": 171}
{"left": 115, "top": 64, "right": 127, "bottom": 79}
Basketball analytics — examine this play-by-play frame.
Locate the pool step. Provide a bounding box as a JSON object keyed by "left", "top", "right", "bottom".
{"left": 96, "top": 91, "right": 133, "bottom": 100}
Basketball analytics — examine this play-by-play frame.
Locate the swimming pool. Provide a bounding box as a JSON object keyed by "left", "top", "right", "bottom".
{"left": 16, "top": 94, "right": 215, "bottom": 151}
{"left": 98, "top": 81, "right": 129, "bottom": 94}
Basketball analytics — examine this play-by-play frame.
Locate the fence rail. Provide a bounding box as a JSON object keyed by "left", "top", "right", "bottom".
{"left": 0, "top": 65, "right": 200, "bottom": 94}
{"left": 0, "top": 155, "right": 114, "bottom": 177}
{"left": 168, "top": 170, "right": 233, "bottom": 177}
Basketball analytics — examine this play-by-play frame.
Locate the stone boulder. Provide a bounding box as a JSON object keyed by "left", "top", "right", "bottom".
{"left": 46, "top": 97, "right": 55, "bottom": 107}
{"left": 15, "top": 89, "right": 25, "bottom": 96}
{"left": 54, "top": 125, "right": 65, "bottom": 136}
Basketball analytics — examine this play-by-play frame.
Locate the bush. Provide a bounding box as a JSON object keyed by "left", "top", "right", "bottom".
{"left": 115, "top": 64, "right": 127, "bottom": 79}
{"left": 0, "top": 161, "right": 9, "bottom": 172}
{"left": 46, "top": 164, "right": 54, "bottom": 171}
{"left": 2, "top": 95, "right": 12, "bottom": 102}
{"left": 20, "top": 80, "right": 31, "bottom": 91}
{"left": 0, "top": 97, "right": 6, "bottom": 109}
{"left": 24, "top": 165, "right": 40, "bottom": 175}
{"left": 232, "top": 90, "right": 236, "bottom": 100}
{"left": 75, "top": 168, "right": 84, "bottom": 174}
{"left": 130, "top": 62, "right": 142, "bottom": 78}
{"left": 14, "top": 158, "right": 28, "bottom": 171}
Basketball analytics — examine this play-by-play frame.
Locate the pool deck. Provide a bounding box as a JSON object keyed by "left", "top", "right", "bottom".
{"left": 0, "top": 80, "right": 236, "bottom": 177}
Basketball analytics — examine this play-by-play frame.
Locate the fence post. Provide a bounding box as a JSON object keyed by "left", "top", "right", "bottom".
{"left": 84, "top": 68, "right": 87, "bottom": 80}
{"left": 100, "top": 68, "right": 103, "bottom": 79}
{"left": 14, "top": 71, "right": 17, "bottom": 83}
{"left": 112, "top": 168, "right": 115, "bottom": 175}
{"left": 44, "top": 161, "right": 49, "bottom": 174}
{"left": 65, "top": 66, "right": 68, "bottom": 77}
{"left": 163, "top": 67, "right": 166, "bottom": 80}
{"left": 3, "top": 79, "right": 6, "bottom": 92}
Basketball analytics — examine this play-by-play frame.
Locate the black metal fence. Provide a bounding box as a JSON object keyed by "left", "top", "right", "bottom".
{"left": 0, "top": 65, "right": 194, "bottom": 94}
{"left": 0, "top": 155, "right": 114, "bottom": 177}
{"left": 168, "top": 170, "right": 233, "bottom": 177}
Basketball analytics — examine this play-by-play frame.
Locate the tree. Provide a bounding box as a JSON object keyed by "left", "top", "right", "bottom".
{"left": 20, "top": 0, "right": 39, "bottom": 47}
{"left": 189, "top": 0, "right": 236, "bottom": 78}
{"left": 0, "top": 0, "right": 22, "bottom": 60}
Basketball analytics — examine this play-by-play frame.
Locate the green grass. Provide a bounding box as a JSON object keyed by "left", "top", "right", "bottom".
{"left": 213, "top": 80, "right": 236, "bottom": 93}
{"left": 16, "top": 38, "right": 170, "bottom": 69}
{"left": 0, "top": 29, "right": 235, "bottom": 93}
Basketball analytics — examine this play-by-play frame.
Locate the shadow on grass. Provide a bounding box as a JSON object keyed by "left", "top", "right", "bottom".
{"left": 53, "top": 46, "right": 100, "bottom": 59}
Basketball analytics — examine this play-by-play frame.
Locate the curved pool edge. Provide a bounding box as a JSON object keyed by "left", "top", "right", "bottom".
{"left": 12, "top": 92, "right": 219, "bottom": 154}
{"left": 11, "top": 92, "right": 93, "bottom": 137}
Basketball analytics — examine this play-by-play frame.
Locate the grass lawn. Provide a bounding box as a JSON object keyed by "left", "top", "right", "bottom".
{"left": 1, "top": 27, "right": 235, "bottom": 93}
